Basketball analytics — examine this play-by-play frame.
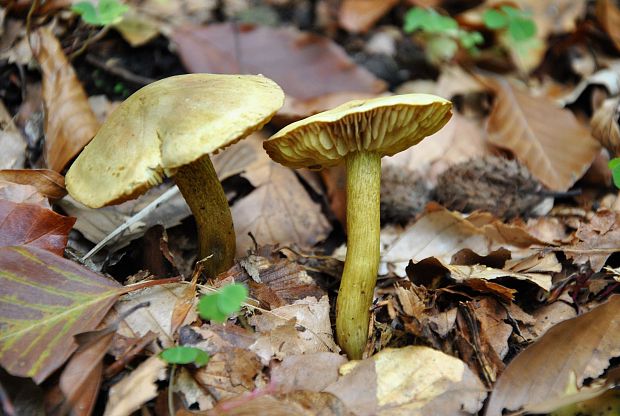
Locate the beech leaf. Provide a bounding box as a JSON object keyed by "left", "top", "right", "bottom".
{"left": 485, "top": 77, "right": 600, "bottom": 191}
{"left": 486, "top": 295, "right": 620, "bottom": 416}
{"left": 0, "top": 199, "right": 75, "bottom": 255}
{"left": 30, "top": 27, "right": 100, "bottom": 172}
{"left": 0, "top": 246, "right": 122, "bottom": 383}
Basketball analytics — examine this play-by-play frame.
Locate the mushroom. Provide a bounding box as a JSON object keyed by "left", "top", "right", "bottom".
{"left": 66, "top": 74, "right": 284, "bottom": 277}
{"left": 263, "top": 94, "right": 452, "bottom": 358}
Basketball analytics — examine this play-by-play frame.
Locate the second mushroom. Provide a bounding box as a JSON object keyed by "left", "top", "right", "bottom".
{"left": 263, "top": 95, "right": 452, "bottom": 359}
{"left": 66, "top": 74, "right": 284, "bottom": 278}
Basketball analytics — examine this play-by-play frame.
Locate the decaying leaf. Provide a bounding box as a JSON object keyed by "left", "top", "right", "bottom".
{"left": 0, "top": 169, "right": 66, "bottom": 200}
{"left": 115, "top": 283, "right": 197, "bottom": 348}
{"left": 0, "top": 101, "right": 26, "bottom": 169}
{"left": 324, "top": 346, "right": 487, "bottom": 416}
{"left": 249, "top": 296, "right": 339, "bottom": 364}
{"left": 104, "top": 355, "right": 167, "bottom": 416}
{"left": 30, "top": 27, "right": 99, "bottom": 172}
{"left": 567, "top": 209, "right": 620, "bottom": 272}
{"left": 485, "top": 77, "right": 600, "bottom": 191}
{"left": 211, "top": 391, "right": 350, "bottom": 416}
{"left": 596, "top": 0, "right": 620, "bottom": 53}
{"left": 271, "top": 352, "right": 348, "bottom": 392}
{"left": 338, "top": 0, "right": 399, "bottom": 33}
{"left": 233, "top": 135, "right": 331, "bottom": 254}
{"left": 486, "top": 295, "right": 620, "bottom": 416}
{"left": 591, "top": 96, "right": 620, "bottom": 156}
{"left": 0, "top": 199, "right": 75, "bottom": 255}
{"left": 0, "top": 181, "right": 49, "bottom": 207}
{"left": 0, "top": 246, "right": 122, "bottom": 382}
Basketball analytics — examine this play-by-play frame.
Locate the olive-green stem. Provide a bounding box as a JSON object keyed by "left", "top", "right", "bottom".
{"left": 336, "top": 151, "right": 381, "bottom": 359}
{"left": 174, "top": 155, "right": 235, "bottom": 278}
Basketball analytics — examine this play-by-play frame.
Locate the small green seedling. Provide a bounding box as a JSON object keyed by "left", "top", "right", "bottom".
{"left": 160, "top": 283, "right": 249, "bottom": 366}
{"left": 72, "top": 0, "right": 128, "bottom": 26}
{"left": 403, "top": 7, "right": 483, "bottom": 63}
{"left": 161, "top": 346, "right": 210, "bottom": 366}
{"left": 197, "top": 283, "right": 248, "bottom": 323}
{"left": 483, "top": 5, "right": 536, "bottom": 43}
{"left": 609, "top": 158, "right": 620, "bottom": 188}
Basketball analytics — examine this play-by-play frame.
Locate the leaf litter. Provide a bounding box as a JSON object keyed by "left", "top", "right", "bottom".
{"left": 4, "top": 1, "right": 620, "bottom": 415}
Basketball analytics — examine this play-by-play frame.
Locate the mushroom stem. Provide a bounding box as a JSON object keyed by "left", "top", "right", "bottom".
{"left": 174, "top": 155, "right": 235, "bottom": 278}
{"left": 336, "top": 151, "right": 381, "bottom": 359}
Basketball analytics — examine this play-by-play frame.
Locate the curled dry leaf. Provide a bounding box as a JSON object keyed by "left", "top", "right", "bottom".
{"left": 0, "top": 246, "right": 122, "bottom": 383}
{"left": 591, "top": 96, "right": 620, "bottom": 156}
{"left": 0, "top": 199, "right": 75, "bottom": 255}
{"left": 324, "top": 346, "right": 487, "bottom": 416}
{"left": 338, "top": 0, "right": 399, "bottom": 33}
{"left": 233, "top": 135, "right": 331, "bottom": 255}
{"left": 104, "top": 355, "right": 167, "bottom": 416}
{"left": 30, "top": 27, "right": 99, "bottom": 172}
{"left": 485, "top": 77, "right": 600, "bottom": 191}
{"left": 0, "top": 169, "right": 66, "bottom": 200}
{"left": 486, "top": 295, "right": 620, "bottom": 416}
{"left": 0, "top": 101, "right": 26, "bottom": 169}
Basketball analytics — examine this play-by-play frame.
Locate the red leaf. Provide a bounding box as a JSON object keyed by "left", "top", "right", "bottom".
{"left": 0, "top": 199, "right": 75, "bottom": 255}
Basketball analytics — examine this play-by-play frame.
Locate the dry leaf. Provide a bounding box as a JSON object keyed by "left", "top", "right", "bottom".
{"left": 211, "top": 391, "right": 350, "bottom": 416}
{"left": 591, "top": 96, "right": 620, "bottom": 156}
{"left": 485, "top": 77, "right": 600, "bottom": 191}
{"left": 0, "top": 169, "right": 66, "bottom": 200}
{"left": 0, "top": 181, "right": 49, "bottom": 207}
{"left": 249, "top": 296, "right": 339, "bottom": 364}
{"left": 567, "top": 209, "right": 620, "bottom": 271}
{"left": 596, "top": 0, "right": 620, "bottom": 53}
{"left": 338, "top": 0, "right": 399, "bottom": 33}
{"left": 233, "top": 136, "right": 331, "bottom": 255}
{"left": 385, "top": 113, "right": 493, "bottom": 187}
{"left": 0, "top": 101, "right": 26, "bottom": 169}
{"left": 324, "top": 346, "right": 487, "bottom": 416}
{"left": 486, "top": 295, "right": 620, "bottom": 416}
{"left": 172, "top": 23, "right": 386, "bottom": 101}
{"left": 115, "top": 283, "right": 197, "bottom": 348}
{"left": 104, "top": 355, "right": 167, "bottom": 416}
{"left": 271, "top": 352, "right": 347, "bottom": 392}
{"left": 30, "top": 27, "right": 99, "bottom": 172}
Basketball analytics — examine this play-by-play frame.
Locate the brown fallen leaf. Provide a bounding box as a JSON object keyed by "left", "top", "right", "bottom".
{"left": 324, "top": 346, "right": 487, "bottom": 416}
{"left": 0, "top": 101, "right": 26, "bottom": 169}
{"left": 59, "top": 331, "right": 114, "bottom": 416}
{"left": 172, "top": 23, "right": 386, "bottom": 101}
{"left": 0, "top": 169, "right": 66, "bottom": 200}
{"left": 566, "top": 209, "right": 620, "bottom": 272}
{"left": 0, "top": 199, "right": 75, "bottom": 255}
{"left": 485, "top": 77, "right": 600, "bottom": 191}
{"left": 487, "top": 295, "right": 620, "bottom": 415}
{"left": 338, "top": 0, "right": 399, "bottom": 33}
{"left": 271, "top": 352, "right": 348, "bottom": 393}
{"left": 0, "top": 181, "right": 49, "bottom": 207}
{"left": 596, "top": 0, "right": 620, "bottom": 53}
{"left": 233, "top": 135, "right": 331, "bottom": 255}
{"left": 591, "top": 96, "right": 620, "bottom": 156}
{"left": 0, "top": 246, "right": 122, "bottom": 383}
{"left": 104, "top": 355, "right": 167, "bottom": 416}
{"left": 30, "top": 27, "right": 99, "bottom": 172}
{"left": 249, "top": 296, "right": 339, "bottom": 364}
{"left": 210, "top": 391, "right": 351, "bottom": 416}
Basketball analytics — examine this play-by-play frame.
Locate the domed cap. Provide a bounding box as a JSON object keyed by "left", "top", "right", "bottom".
{"left": 263, "top": 94, "right": 452, "bottom": 169}
{"left": 66, "top": 74, "right": 284, "bottom": 208}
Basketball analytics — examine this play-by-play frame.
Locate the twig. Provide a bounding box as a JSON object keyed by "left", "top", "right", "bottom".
{"left": 85, "top": 54, "right": 156, "bottom": 86}
{"left": 68, "top": 26, "right": 109, "bottom": 61}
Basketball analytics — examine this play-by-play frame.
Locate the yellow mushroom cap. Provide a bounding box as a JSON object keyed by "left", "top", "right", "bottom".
{"left": 263, "top": 94, "right": 452, "bottom": 169}
{"left": 66, "top": 74, "right": 284, "bottom": 208}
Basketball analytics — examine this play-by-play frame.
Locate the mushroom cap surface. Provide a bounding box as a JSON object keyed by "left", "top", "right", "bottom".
{"left": 66, "top": 74, "right": 284, "bottom": 208}
{"left": 263, "top": 94, "right": 452, "bottom": 169}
